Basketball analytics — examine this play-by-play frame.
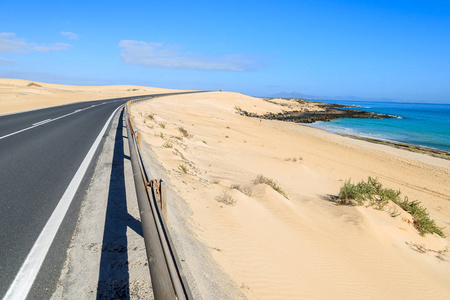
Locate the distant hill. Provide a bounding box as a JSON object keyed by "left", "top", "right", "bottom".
{"left": 268, "top": 92, "right": 323, "bottom": 100}
{"left": 268, "top": 92, "right": 396, "bottom": 102}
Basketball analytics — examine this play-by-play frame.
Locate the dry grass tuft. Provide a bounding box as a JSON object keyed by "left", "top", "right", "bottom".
{"left": 27, "top": 82, "right": 42, "bottom": 87}
{"left": 231, "top": 184, "right": 252, "bottom": 197}
{"left": 216, "top": 191, "right": 236, "bottom": 206}
{"left": 253, "top": 175, "right": 288, "bottom": 199}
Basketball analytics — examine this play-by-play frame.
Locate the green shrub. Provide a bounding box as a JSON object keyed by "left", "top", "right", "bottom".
{"left": 338, "top": 177, "right": 445, "bottom": 237}
{"left": 178, "top": 164, "right": 188, "bottom": 174}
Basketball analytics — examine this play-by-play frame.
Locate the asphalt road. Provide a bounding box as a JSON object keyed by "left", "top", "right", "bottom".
{"left": 0, "top": 96, "right": 150, "bottom": 299}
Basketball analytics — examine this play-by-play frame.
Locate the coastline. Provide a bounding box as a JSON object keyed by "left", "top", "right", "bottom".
{"left": 256, "top": 97, "right": 449, "bottom": 160}
{"left": 338, "top": 133, "right": 450, "bottom": 160}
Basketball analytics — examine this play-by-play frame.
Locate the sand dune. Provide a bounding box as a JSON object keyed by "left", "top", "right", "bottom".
{"left": 0, "top": 78, "right": 185, "bottom": 114}
{"left": 131, "top": 91, "right": 450, "bottom": 299}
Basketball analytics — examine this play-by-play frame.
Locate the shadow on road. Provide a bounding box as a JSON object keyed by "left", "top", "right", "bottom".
{"left": 97, "top": 111, "right": 143, "bottom": 299}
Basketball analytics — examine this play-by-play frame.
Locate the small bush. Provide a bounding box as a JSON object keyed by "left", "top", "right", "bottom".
{"left": 178, "top": 127, "right": 190, "bottom": 138}
{"left": 155, "top": 132, "right": 164, "bottom": 139}
{"left": 159, "top": 122, "right": 167, "bottom": 129}
{"left": 27, "top": 82, "right": 41, "bottom": 87}
{"left": 178, "top": 164, "right": 188, "bottom": 174}
{"left": 216, "top": 191, "right": 236, "bottom": 206}
{"left": 338, "top": 177, "right": 445, "bottom": 237}
{"left": 147, "top": 114, "right": 154, "bottom": 121}
{"left": 234, "top": 106, "right": 243, "bottom": 112}
{"left": 397, "top": 197, "right": 445, "bottom": 237}
{"left": 162, "top": 142, "right": 172, "bottom": 148}
{"left": 338, "top": 177, "right": 399, "bottom": 207}
{"left": 231, "top": 184, "right": 252, "bottom": 197}
{"left": 253, "top": 175, "right": 288, "bottom": 199}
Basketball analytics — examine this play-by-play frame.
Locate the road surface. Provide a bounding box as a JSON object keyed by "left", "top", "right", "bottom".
{"left": 0, "top": 96, "right": 148, "bottom": 299}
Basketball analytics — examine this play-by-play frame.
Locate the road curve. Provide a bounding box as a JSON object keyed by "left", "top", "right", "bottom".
{"left": 0, "top": 96, "right": 150, "bottom": 299}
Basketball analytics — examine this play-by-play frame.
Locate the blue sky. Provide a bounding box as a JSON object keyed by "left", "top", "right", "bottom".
{"left": 0, "top": 0, "right": 449, "bottom": 102}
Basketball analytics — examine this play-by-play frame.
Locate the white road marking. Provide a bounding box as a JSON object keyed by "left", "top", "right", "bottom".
{"left": 32, "top": 119, "right": 52, "bottom": 126}
{"left": 2, "top": 105, "right": 124, "bottom": 300}
{"left": 0, "top": 104, "right": 101, "bottom": 141}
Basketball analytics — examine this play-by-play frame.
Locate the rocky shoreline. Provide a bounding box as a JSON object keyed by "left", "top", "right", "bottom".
{"left": 237, "top": 102, "right": 396, "bottom": 123}
{"left": 341, "top": 134, "right": 450, "bottom": 160}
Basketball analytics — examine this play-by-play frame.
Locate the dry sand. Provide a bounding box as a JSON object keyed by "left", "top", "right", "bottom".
{"left": 131, "top": 91, "right": 450, "bottom": 299}
{"left": 0, "top": 78, "right": 184, "bottom": 115}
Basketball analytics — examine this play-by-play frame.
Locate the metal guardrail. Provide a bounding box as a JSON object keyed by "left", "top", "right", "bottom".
{"left": 125, "top": 95, "right": 193, "bottom": 300}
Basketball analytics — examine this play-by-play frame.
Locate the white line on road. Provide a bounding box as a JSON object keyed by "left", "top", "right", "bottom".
{"left": 32, "top": 119, "right": 52, "bottom": 126}
{"left": 2, "top": 105, "right": 124, "bottom": 300}
{"left": 0, "top": 105, "right": 99, "bottom": 141}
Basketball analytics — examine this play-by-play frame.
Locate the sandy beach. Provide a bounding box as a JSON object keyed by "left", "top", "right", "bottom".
{"left": 131, "top": 91, "right": 450, "bottom": 299}
{"left": 0, "top": 78, "right": 184, "bottom": 115}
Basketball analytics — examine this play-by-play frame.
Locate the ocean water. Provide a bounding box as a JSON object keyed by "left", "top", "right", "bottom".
{"left": 306, "top": 100, "right": 450, "bottom": 153}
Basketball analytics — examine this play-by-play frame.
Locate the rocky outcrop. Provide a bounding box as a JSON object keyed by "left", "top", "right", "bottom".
{"left": 237, "top": 103, "right": 396, "bottom": 124}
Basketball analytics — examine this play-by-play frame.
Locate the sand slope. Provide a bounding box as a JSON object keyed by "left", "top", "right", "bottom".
{"left": 0, "top": 78, "right": 185, "bottom": 114}
{"left": 131, "top": 92, "right": 450, "bottom": 299}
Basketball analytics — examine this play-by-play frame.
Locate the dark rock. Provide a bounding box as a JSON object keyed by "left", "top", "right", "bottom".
{"left": 237, "top": 103, "right": 395, "bottom": 124}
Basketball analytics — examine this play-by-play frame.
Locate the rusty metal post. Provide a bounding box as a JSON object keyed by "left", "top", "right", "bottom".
{"left": 160, "top": 180, "right": 167, "bottom": 223}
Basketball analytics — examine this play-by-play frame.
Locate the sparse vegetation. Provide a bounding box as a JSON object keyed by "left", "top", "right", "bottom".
{"left": 234, "top": 106, "right": 243, "bottom": 112}
{"left": 253, "top": 175, "right": 288, "bottom": 199}
{"left": 202, "top": 140, "right": 207, "bottom": 144}
{"left": 154, "top": 132, "right": 164, "bottom": 139}
{"left": 27, "top": 82, "right": 41, "bottom": 87}
{"left": 231, "top": 184, "right": 252, "bottom": 197}
{"left": 162, "top": 142, "right": 173, "bottom": 148}
{"left": 173, "top": 148, "right": 185, "bottom": 159}
{"left": 338, "top": 177, "right": 445, "bottom": 237}
{"left": 216, "top": 191, "right": 236, "bottom": 206}
{"left": 158, "top": 122, "right": 167, "bottom": 129}
{"left": 178, "top": 127, "right": 191, "bottom": 138}
{"left": 147, "top": 114, "right": 154, "bottom": 121}
{"left": 178, "top": 164, "right": 188, "bottom": 174}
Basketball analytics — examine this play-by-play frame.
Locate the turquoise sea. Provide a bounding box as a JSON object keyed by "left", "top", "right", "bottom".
{"left": 307, "top": 100, "right": 450, "bottom": 153}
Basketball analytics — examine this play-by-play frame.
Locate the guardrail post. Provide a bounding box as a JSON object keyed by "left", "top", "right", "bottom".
{"left": 160, "top": 180, "right": 167, "bottom": 223}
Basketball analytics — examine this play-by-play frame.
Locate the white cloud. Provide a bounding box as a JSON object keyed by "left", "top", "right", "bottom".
{"left": 32, "top": 43, "right": 71, "bottom": 52}
{"left": 61, "top": 31, "right": 79, "bottom": 40}
{"left": 0, "top": 57, "right": 15, "bottom": 65}
{"left": 0, "top": 33, "right": 28, "bottom": 53}
{"left": 0, "top": 32, "right": 71, "bottom": 53}
{"left": 119, "top": 40, "right": 257, "bottom": 71}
